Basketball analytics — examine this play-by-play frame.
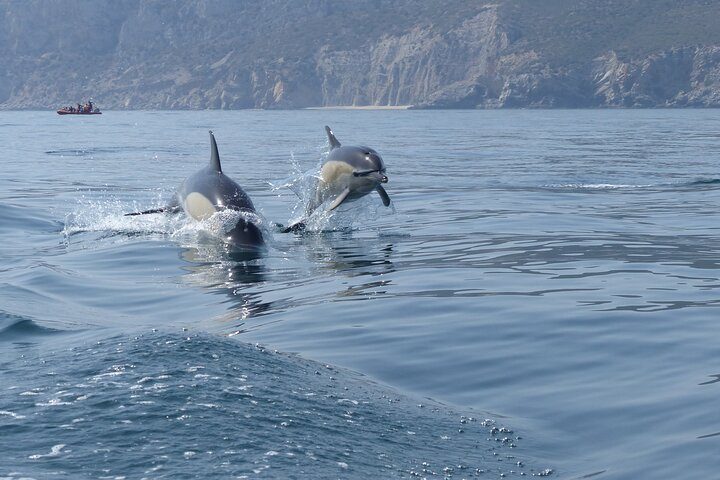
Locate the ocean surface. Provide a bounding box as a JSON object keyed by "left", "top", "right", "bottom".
{"left": 1, "top": 109, "right": 720, "bottom": 479}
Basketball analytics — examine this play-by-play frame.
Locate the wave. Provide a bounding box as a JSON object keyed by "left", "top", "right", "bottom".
{"left": 45, "top": 146, "right": 188, "bottom": 157}
{"left": 0, "top": 312, "right": 61, "bottom": 341}
{"left": 0, "top": 202, "right": 60, "bottom": 232}
{"left": 0, "top": 331, "right": 551, "bottom": 478}
{"left": 686, "top": 178, "right": 720, "bottom": 186}
{"left": 537, "top": 177, "right": 720, "bottom": 192}
{"left": 541, "top": 182, "right": 653, "bottom": 191}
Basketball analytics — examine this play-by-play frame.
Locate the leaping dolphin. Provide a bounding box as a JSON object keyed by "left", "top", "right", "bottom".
{"left": 284, "top": 126, "right": 390, "bottom": 232}
{"left": 126, "top": 131, "right": 264, "bottom": 249}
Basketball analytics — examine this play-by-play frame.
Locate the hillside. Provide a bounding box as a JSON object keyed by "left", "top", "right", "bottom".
{"left": 1, "top": 0, "right": 720, "bottom": 109}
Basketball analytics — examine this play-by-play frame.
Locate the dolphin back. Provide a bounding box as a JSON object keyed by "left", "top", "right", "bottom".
{"left": 177, "top": 168, "right": 263, "bottom": 248}
{"left": 176, "top": 132, "right": 263, "bottom": 248}
{"left": 178, "top": 168, "right": 255, "bottom": 214}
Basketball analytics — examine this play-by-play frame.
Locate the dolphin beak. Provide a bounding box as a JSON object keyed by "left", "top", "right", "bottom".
{"left": 370, "top": 171, "right": 388, "bottom": 183}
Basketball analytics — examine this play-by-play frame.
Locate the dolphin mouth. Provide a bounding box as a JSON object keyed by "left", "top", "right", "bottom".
{"left": 354, "top": 169, "right": 388, "bottom": 183}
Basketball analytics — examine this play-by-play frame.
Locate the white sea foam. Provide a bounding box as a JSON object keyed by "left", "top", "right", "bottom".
{"left": 28, "top": 444, "right": 66, "bottom": 459}
{"left": 544, "top": 182, "right": 653, "bottom": 190}
{"left": 0, "top": 410, "right": 26, "bottom": 419}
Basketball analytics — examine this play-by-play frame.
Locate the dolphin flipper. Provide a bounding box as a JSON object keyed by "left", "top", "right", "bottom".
{"left": 328, "top": 187, "right": 351, "bottom": 211}
{"left": 125, "top": 197, "right": 181, "bottom": 216}
{"left": 280, "top": 222, "right": 307, "bottom": 234}
{"left": 325, "top": 126, "right": 341, "bottom": 150}
{"left": 376, "top": 185, "right": 391, "bottom": 207}
{"left": 124, "top": 202, "right": 181, "bottom": 216}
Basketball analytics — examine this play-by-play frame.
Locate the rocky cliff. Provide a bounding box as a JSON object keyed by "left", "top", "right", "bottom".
{"left": 1, "top": 0, "right": 720, "bottom": 109}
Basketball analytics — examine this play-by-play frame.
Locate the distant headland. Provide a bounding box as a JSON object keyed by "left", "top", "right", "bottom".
{"left": 1, "top": 0, "right": 720, "bottom": 110}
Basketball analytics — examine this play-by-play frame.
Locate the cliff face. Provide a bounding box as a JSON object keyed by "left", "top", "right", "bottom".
{"left": 316, "top": 7, "right": 513, "bottom": 107}
{"left": 592, "top": 47, "right": 720, "bottom": 107}
{"left": 1, "top": 0, "right": 720, "bottom": 109}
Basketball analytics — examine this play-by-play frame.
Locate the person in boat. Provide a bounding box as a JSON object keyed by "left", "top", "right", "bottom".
{"left": 88, "top": 101, "right": 93, "bottom": 112}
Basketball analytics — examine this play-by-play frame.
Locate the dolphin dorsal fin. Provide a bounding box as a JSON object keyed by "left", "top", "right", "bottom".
{"left": 209, "top": 130, "right": 222, "bottom": 172}
{"left": 325, "top": 125, "right": 341, "bottom": 150}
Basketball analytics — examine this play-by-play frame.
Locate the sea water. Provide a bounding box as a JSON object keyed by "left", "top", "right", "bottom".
{"left": 1, "top": 109, "right": 720, "bottom": 479}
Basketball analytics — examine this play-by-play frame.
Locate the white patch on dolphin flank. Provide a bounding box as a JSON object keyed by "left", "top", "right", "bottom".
{"left": 184, "top": 192, "right": 217, "bottom": 221}
{"left": 320, "top": 161, "right": 354, "bottom": 185}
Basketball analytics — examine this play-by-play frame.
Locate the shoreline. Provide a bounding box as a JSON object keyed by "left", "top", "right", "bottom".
{"left": 304, "top": 105, "right": 412, "bottom": 110}
{"left": 4, "top": 106, "right": 720, "bottom": 112}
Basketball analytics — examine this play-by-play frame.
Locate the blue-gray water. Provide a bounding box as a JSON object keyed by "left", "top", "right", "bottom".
{"left": 1, "top": 110, "right": 720, "bottom": 479}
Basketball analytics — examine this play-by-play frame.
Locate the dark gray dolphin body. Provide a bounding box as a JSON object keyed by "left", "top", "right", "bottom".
{"left": 127, "top": 131, "right": 263, "bottom": 248}
{"left": 284, "top": 126, "right": 390, "bottom": 232}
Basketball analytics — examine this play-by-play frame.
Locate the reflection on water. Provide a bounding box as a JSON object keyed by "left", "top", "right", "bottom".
{"left": 305, "top": 234, "right": 397, "bottom": 301}
{"left": 302, "top": 232, "right": 396, "bottom": 278}
{"left": 178, "top": 226, "right": 720, "bottom": 329}
{"left": 176, "top": 233, "right": 401, "bottom": 333}
{"left": 179, "top": 245, "right": 271, "bottom": 330}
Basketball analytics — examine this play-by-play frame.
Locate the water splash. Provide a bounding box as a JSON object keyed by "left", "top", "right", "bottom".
{"left": 62, "top": 193, "right": 184, "bottom": 239}
{"left": 270, "top": 148, "right": 395, "bottom": 233}
{"left": 62, "top": 194, "right": 271, "bottom": 247}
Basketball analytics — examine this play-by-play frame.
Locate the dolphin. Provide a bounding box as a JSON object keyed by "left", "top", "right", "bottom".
{"left": 284, "top": 126, "right": 390, "bottom": 232}
{"left": 126, "top": 131, "right": 264, "bottom": 248}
